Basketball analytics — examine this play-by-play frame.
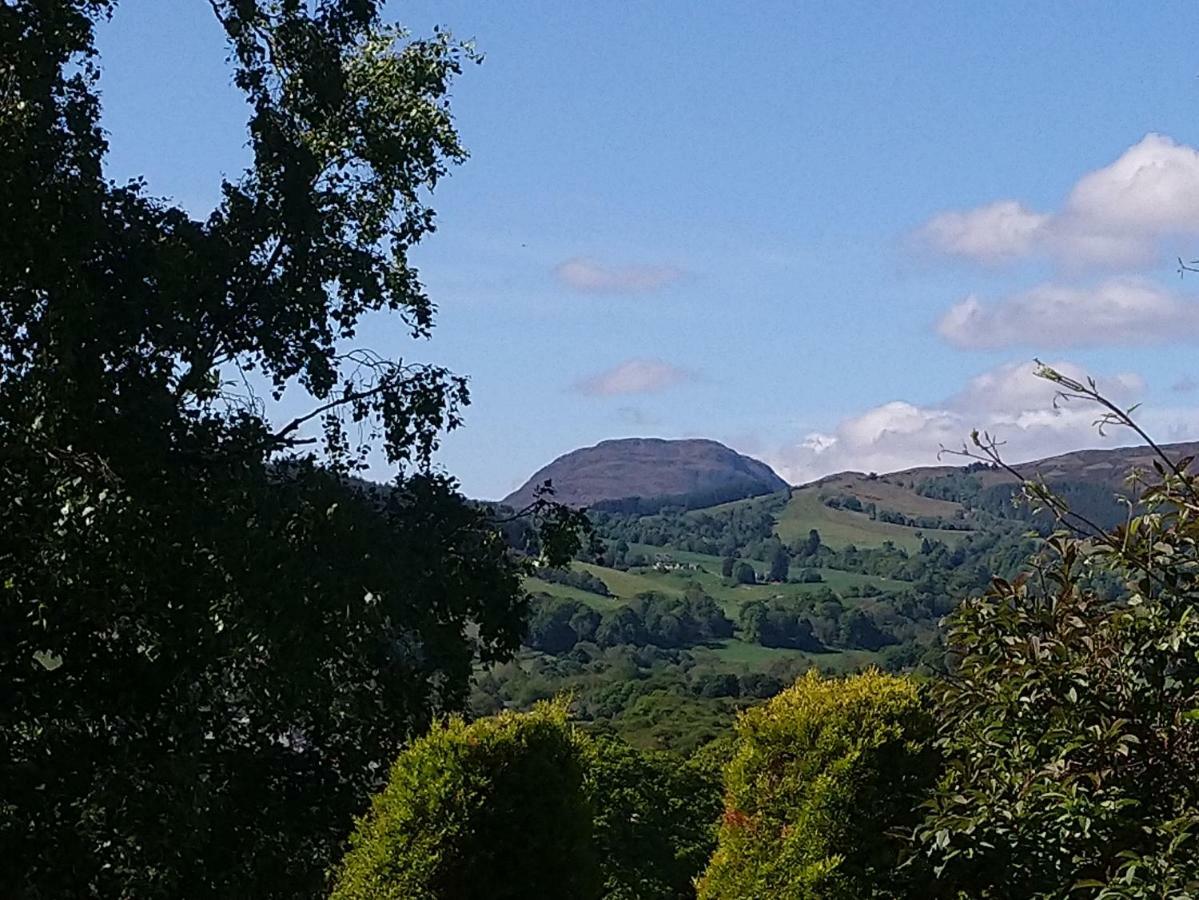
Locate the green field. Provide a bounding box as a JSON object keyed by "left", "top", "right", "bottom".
{"left": 522, "top": 576, "right": 623, "bottom": 610}
{"left": 627, "top": 544, "right": 907, "bottom": 593}
{"left": 527, "top": 550, "right": 912, "bottom": 625}
{"left": 776, "top": 488, "right": 969, "bottom": 553}
{"left": 690, "top": 639, "right": 884, "bottom": 674}
{"left": 575, "top": 562, "right": 686, "bottom": 599}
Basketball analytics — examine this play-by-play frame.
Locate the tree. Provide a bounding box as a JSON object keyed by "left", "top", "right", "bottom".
{"left": 0, "top": 3, "right": 583, "bottom": 896}
{"left": 913, "top": 365, "right": 1199, "bottom": 898}
{"left": 796, "top": 528, "right": 822, "bottom": 559}
{"left": 768, "top": 544, "right": 791, "bottom": 582}
{"left": 526, "top": 596, "right": 585, "bottom": 654}
{"left": 698, "top": 670, "right": 937, "bottom": 899}
{"left": 739, "top": 599, "right": 825, "bottom": 651}
{"left": 838, "top": 608, "right": 897, "bottom": 651}
{"left": 333, "top": 702, "right": 599, "bottom": 900}
{"left": 733, "top": 561, "right": 757, "bottom": 585}
{"left": 721, "top": 555, "right": 736, "bottom": 578}
{"left": 595, "top": 607, "right": 649, "bottom": 648}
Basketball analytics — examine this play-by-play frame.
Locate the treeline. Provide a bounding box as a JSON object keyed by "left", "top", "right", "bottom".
{"left": 588, "top": 482, "right": 788, "bottom": 516}
{"left": 526, "top": 589, "right": 733, "bottom": 654}
{"left": 527, "top": 583, "right": 910, "bottom": 657}
{"left": 917, "top": 471, "right": 1131, "bottom": 531}
{"left": 590, "top": 494, "right": 785, "bottom": 560}
{"left": 739, "top": 597, "right": 897, "bottom": 652}
{"left": 822, "top": 493, "right": 971, "bottom": 531}
{"left": 472, "top": 636, "right": 939, "bottom": 755}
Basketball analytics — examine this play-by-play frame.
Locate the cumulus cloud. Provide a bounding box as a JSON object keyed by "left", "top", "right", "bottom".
{"left": 574, "top": 359, "right": 692, "bottom": 397}
{"left": 554, "top": 257, "right": 684, "bottom": 294}
{"left": 917, "top": 133, "right": 1199, "bottom": 267}
{"left": 919, "top": 201, "right": 1049, "bottom": 263}
{"left": 936, "top": 278, "right": 1199, "bottom": 349}
{"left": 768, "top": 360, "right": 1158, "bottom": 484}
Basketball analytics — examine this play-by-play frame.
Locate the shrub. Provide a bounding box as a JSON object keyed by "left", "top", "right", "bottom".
{"left": 584, "top": 735, "right": 723, "bottom": 900}
{"left": 912, "top": 368, "right": 1199, "bottom": 897}
{"left": 332, "top": 701, "right": 599, "bottom": 900}
{"left": 697, "top": 670, "right": 936, "bottom": 900}
{"left": 915, "top": 537, "right": 1199, "bottom": 897}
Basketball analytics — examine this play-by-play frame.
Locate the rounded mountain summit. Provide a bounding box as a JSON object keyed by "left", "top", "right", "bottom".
{"left": 502, "top": 438, "right": 789, "bottom": 511}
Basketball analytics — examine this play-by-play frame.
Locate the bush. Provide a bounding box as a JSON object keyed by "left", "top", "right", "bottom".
{"left": 915, "top": 537, "right": 1199, "bottom": 896}
{"left": 332, "top": 701, "right": 599, "bottom": 900}
{"left": 910, "top": 371, "right": 1199, "bottom": 897}
{"left": 698, "top": 670, "right": 936, "bottom": 900}
{"left": 584, "top": 736, "right": 723, "bottom": 900}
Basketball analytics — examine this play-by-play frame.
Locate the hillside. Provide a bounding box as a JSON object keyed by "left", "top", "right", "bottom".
{"left": 502, "top": 437, "right": 787, "bottom": 510}
{"left": 885, "top": 439, "right": 1199, "bottom": 493}
{"left": 483, "top": 437, "right": 1199, "bottom": 753}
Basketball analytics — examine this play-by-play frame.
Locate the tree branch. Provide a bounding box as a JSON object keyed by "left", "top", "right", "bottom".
{"left": 269, "top": 382, "right": 390, "bottom": 447}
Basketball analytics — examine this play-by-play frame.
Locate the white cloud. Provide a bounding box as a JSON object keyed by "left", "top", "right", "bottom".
{"left": 768, "top": 360, "right": 1163, "bottom": 484}
{"left": 802, "top": 432, "right": 837, "bottom": 453}
{"left": 1066, "top": 133, "right": 1199, "bottom": 235}
{"left": 936, "top": 278, "right": 1199, "bottom": 349}
{"left": 554, "top": 257, "right": 684, "bottom": 294}
{"left": 575, "top": 359, "right": 692, "bottom": 397}
{"left": 917, "top": 133, "right": 1199, "bottom": 267}
{"left": 919, "top": 201, "right": 1049, "bottom": 263}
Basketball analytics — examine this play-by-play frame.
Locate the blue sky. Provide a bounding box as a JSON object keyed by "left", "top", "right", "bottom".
{"left": 96, "top": 2, "right": 1199, "bottom": 498}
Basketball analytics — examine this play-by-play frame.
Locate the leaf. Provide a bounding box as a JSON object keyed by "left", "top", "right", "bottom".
{"left": 32, "top": 650, "right": 63, "bottom": 672}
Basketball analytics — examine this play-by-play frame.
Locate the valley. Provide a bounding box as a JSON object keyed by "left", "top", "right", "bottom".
{"left": 474, "top": 436, "right": 1199, "bottom": 752}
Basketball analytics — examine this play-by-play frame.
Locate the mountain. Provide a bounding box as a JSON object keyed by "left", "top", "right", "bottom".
{"left": 502, "top": 438, "right": 788, "bottom": 511}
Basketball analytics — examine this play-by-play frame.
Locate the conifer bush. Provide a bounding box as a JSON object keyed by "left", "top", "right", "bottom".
{"left": 332, "top": 701, "right": 600, "bottom": 900}
{"left": 697, "top": 670, "right": 936, "bottom": 900}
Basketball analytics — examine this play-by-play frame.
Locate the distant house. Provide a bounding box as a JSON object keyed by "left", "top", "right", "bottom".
{"left": 651, "top": 553, "right": 699, "bottom": 573}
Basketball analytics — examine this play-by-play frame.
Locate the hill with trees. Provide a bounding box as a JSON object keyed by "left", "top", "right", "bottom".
{"left": 376, "top": 377, "right": 1199, "bottom": 897}
{"left": 482, "top": 437, "right": 1199, "bottom": 755}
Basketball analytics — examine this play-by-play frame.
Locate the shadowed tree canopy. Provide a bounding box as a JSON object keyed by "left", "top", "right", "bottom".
{"left": 0, "top": 2, "right": 582, "bottom": 897}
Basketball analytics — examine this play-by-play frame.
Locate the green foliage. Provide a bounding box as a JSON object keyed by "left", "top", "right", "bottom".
{"left": 733, "top": 561, "right": 757, "bottom": 585}
{"left": 0, "top": 4, "right": 584, "bottom": 896}
{"left": 768, "top": 544, "right": 792, "bottom": 582}
{"left": 332, "top": 701, "right": 600, "bottom": 900}
{"left": 739, "top": 598, "right": 826, "bottom": 651}
{"left": 527, "top": 590, "right": 733, "bottom": 654}
{"left": 584, "top": 736, "right": 723, "bottom": 900}
{"left": 591, "top": 493, "right": 786, "bottom": 560}
{"left": 698, "top": 670, "right": 936, "bottom": 900}
{"left": 915, "top": 524, "right": 1199, "bottom": 896}
{"left": 537, "top": 565, "right": 613, "bottom": 596}
{"left": 914, "top": 368, "right": 1199, "bottom": 898}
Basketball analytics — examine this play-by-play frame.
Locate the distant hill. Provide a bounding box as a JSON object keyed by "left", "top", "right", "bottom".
{"left": 502, "top": 438, "right": 788, "bottom": 511}
{"left": 782, "top": 439, "right": 1199, "bottom": 543}
{"left": 873, "top": 439, "right": 1199, "bottom": 495}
